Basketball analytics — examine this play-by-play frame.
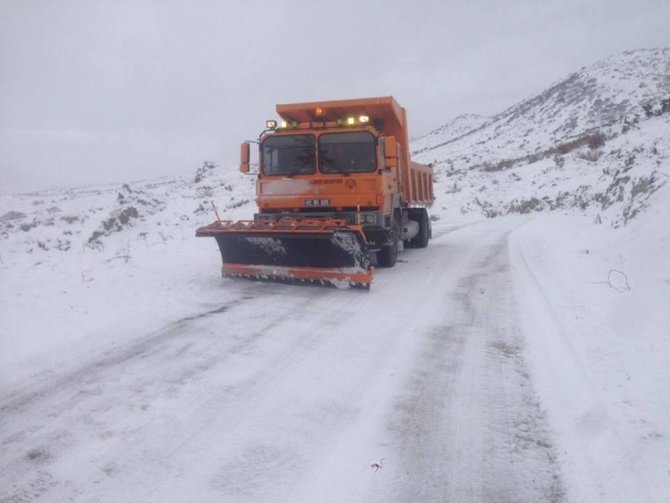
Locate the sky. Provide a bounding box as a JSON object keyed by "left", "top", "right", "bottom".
{"left": 1, "top": 0, "right": 669, "bottom": 193}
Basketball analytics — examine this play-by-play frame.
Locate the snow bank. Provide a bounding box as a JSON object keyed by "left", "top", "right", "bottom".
{"left": 0, "top": 163, "right": 256, "bottom": 389}
{"left": 509, "top": 179, "right": 670, "bottom": 502}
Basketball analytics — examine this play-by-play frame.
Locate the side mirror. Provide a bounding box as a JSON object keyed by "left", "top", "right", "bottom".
{"left": 383, "top": 136, "right": 398, "bottom": 167}
{"left": 239, "top": 142, "right": 250, "bottom": 173}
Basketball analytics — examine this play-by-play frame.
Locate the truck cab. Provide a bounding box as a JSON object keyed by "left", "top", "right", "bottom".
{"left": 241, "top": 97, "right": 433, "bottom": 258}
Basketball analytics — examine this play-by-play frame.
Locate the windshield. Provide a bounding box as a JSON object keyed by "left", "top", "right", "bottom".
{"left": 319, "top": 132, "right": 376, "bottom": 173}
{"left": 261, "top": 134, "right": 316, "bottom": 175}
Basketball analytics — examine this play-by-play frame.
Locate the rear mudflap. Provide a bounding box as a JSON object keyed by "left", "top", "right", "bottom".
{"left": 196, "top": 218, "right": 374, "bottom": 288}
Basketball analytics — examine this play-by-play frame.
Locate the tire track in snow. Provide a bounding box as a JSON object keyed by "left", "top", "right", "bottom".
{"left": 0, "top": 297, "right": 247, "bottom": 415}
{"left": 382, "top": 222, "right": 565, "bottom": 502}
{"left": 0, "top": 282, "right": 356, "bottom": 502}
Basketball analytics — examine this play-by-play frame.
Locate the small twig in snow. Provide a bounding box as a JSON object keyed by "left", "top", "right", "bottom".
{"left": 106, "top": 255, "right": 131, "bottom": 263}
{"left": 607, "top": 269, "right": 631, "bottom": 292}
{"left": 371, "top": 458, "right": 385, "bottom": 472}
{"left": 591, "top": 269, "right": 631, "bottom": 292}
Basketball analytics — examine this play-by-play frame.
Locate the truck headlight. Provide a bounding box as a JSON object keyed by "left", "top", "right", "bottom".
{"left": 358, "top": 213, "right": 376, "bottom": 224}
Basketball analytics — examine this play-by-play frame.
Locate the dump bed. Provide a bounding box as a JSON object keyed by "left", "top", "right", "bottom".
{"left": 407, "top": 161, "right": 433, "bottom": 204}
{"left": 276, "top": 96, "right": 433, "bottom": 206}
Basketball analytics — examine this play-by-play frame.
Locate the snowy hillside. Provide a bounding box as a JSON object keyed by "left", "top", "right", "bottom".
{"left": 0, "top": 162, "right": 255, "bottom": 263}
{"left": 0, "top": 162, "right": 256, "bottom": 389}
{"left": 1, "top": 49, "right": 669, "bottom": 502}
{"left": 409, "top": 113, "right": 491, "bottom": 153}
{"left": 415, "top": 48, "right": 670, "bottom": 226}
{"left": 2, "top": 51, "right": 666, "bottom": 263}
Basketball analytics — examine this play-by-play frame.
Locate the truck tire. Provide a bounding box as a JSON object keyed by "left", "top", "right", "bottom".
{"left": 410, "top": 208, "right": 430, "bottom": 249}
{"left": 377, "top": 222, "right": 399, "bottom": 268}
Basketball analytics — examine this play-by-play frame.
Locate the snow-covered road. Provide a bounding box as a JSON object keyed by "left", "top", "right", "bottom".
{"left": 1, "top": 219, "right": 568, "bottom": 502}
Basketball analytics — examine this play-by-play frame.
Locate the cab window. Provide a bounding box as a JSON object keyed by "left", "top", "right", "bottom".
{"left": 319, "top": 132, "right": 376, "bottom": 173}
{"left": 261, "top": 135, "right": 316, "bottom": 175}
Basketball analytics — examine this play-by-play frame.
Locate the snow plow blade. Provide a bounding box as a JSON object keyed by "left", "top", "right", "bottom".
{"left": 196, "top": 218, "right": 374, "bottom": 289}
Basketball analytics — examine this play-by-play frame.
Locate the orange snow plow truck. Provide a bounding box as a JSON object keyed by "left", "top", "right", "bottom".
{"left": 196, "top": 96, "right": 433, "bottom": 289}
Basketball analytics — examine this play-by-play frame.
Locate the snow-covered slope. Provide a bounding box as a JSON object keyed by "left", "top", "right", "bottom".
{"left": 0, "top": 163, "right": 256, "bottom": 389}
{"left": 415, "top": 48, "right": 670, "bottom": 226}
{"left": 1, "top": 51, "right": 666, "bottom": 262}
{"left": 410, "top": 51, "right": 670, "bottom": 501}
{"left": 410, "top": 113, "right": 491, "bottom": 153}
{"left": 0, "top": 162, "right": 255, "bottom": 261}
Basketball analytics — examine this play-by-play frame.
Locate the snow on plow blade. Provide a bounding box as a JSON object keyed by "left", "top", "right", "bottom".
{"left": 196, "top": 218, "right": 374, "bottom": 288}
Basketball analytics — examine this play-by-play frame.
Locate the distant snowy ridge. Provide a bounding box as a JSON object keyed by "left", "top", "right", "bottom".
{"left": 411, "top": 113, "right": 491, "bottom": 154}
{"left": 418, "top": 48, "right": 670, "bottom": 158}
{"left": 413, "top": 48, "right": 670, "bottom": 226}
{"left": 0, "top": 161, "right": 255, "bottom": 263}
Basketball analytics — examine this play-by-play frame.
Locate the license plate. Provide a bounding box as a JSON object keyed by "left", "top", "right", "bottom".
{"left": 303, "top": 198, "right": 331, "bottom": 207}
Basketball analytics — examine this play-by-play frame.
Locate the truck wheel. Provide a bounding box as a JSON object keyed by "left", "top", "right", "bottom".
{"left": 377, "top": 224, "right": 399, "bottom": 268}
{"left": 410, "top": 208, "right": 430, "bottom": 249}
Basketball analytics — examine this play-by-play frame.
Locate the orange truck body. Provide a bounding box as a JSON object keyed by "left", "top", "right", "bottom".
{"left": 259, "top": 96, "right": 433, "bottom": 213}
{"left": 197, "top": 96, "right": 433, "bottom": 288}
